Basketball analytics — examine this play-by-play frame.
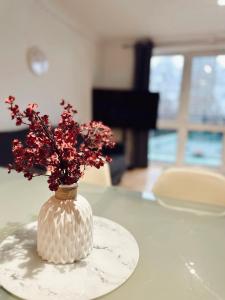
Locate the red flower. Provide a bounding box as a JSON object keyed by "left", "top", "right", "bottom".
{"left": 5, "top": 96, "right": 15, "bottom": 104}
{"left": 4, "top": 96, "right": 116, "bottom": 191}
{"left": 16, "top": 117, "right": 22, "bottom": 126}
{"left": 27, "top": 103, "right": 38, "bottom": 111}
{"left": 60, "top": 99, "right": 65, "bottom": 106}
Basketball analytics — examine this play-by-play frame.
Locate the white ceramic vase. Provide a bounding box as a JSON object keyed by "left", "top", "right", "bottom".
{"left": 37, "top": 184, "right": 93, "bottom": 264}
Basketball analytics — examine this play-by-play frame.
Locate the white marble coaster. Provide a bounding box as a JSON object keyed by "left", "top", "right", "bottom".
{"left": 0, "top": 217, "right": 139, "bottom": 300}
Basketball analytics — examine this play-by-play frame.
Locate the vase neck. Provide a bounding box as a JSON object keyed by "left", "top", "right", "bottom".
{"left": 55, "top": 184, "right": 77, "bottom": 200}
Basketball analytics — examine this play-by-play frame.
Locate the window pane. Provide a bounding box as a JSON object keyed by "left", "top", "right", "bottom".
{"left": 149, "top": 130, "right": 177, "bottom": 163}
{"left": 185, "top": 131, "right": 223, "bottom": 167}
{"left": 149, "top": 55, "right": 184, "bottom": 120}
{"left": 189, "top": 55, "right": 225, "bottom": 124}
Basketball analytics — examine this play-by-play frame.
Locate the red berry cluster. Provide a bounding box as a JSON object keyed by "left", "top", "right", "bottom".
{"left": 5, "top": 96, "right": 115, "bottom": 191}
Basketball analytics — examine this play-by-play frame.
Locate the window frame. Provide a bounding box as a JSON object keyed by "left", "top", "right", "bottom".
{"left": 151, "top": 49, "right": 225, "bottom": 172}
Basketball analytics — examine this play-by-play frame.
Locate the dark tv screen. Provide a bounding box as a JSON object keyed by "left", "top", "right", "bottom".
{"left": 93, "top": 89, "right": 159, "bottom": 130}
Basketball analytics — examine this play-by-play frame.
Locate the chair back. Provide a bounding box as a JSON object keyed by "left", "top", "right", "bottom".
{"left": 152, "top": 167, "right": 225, "bottom": 206}
{"left": 80, "top": 163, "right": 112, "bottom": 187}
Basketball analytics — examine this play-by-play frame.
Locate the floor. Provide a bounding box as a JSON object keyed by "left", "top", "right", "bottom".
{"left": 118, "top": 165, "right": 163, "bottom": 193}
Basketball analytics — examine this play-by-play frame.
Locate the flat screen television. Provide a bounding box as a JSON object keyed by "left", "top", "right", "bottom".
{"left": 92, "top": 89, "right": 159, "bottom": 130}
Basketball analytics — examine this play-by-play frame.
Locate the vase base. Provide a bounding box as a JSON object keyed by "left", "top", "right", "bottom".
{"left": 37, "top": 248, "right": 92, "bottom": 264}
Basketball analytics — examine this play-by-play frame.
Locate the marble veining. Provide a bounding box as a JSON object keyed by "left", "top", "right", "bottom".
{"left": 0, "top": 217, "right": 139, "bottom": 300}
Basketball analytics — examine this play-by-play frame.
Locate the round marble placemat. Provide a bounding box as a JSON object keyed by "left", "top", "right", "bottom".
{"left": 0, "top": 217, "right": 139, "bottom": 300}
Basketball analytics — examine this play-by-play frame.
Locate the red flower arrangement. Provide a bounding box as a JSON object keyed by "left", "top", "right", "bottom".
{"left": 5, "top": 96, "right": 115, "bottom": 191}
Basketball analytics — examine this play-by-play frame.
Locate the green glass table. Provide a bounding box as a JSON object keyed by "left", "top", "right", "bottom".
{"left": 0, "top": 168, "right": 225, "bottom": 300}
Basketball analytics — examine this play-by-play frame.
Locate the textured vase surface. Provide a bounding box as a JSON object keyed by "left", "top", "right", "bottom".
{"left": 37, "top": 184, "right": 93, "bottom": 264}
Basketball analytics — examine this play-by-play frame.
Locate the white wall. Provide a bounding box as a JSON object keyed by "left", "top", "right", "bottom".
{"left": 94, "top": 38, "right": 225, "bottom": 90}
{"left": 0, "top": 0, "right": 96, "bottom": 131}
{"left": 94, "top": 40, "right": 134, "bottom": 89}
{"left": 94, "top": 39, "right": 136, "bottom": 150}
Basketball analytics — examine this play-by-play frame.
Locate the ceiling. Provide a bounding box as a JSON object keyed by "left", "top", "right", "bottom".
{"left": 52, "top": 0, "right": 225, "bottom": 43}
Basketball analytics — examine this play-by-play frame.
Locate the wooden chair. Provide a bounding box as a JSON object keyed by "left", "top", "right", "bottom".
{"left": 152, "top": 167, "right": 225, "bottom": 206}
{"left": 79, "top": 163, "right": 112, "bottom": 187}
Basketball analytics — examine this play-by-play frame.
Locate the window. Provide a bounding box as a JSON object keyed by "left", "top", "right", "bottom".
{"left": 150, "top": 55, "right": 184, "bottom": 120}
{"left": 149, "top": 130, "right": 177, "bottom": 163}
{"left": 185, "top": 131, "right": 223, "bottom": 167}
{"left": 149, "top": 53, "right": 225, "bottom": 171}
{"left": 189, "top": 56, "right": 225, "bottom": 124}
